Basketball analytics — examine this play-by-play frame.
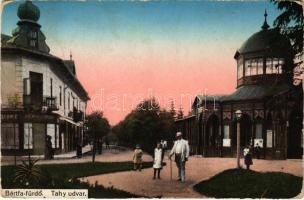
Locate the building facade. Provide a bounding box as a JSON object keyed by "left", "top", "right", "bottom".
{"left": 175, "top": 12, "right": 303, "bottom": 160}
{"left": 1, "top": 1, "right": 90, "bottom": 156}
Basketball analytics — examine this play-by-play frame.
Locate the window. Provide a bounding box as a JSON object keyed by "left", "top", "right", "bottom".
{"left": 255, "top": 123, "right": 263, "bottom": 139}
{"left": 68, "top": 93, "right": 70, "bottom": 110}
{"left": 266, "top": 58, "right": 284, "bottom": 74}
{"left": 266, "top": 58, "right": 272, "bottom": 74}
{"left": 266, "top": 130, "right": 272, "bottom": 148}
{"left": 29, "top": 31, "right": 37, "bottom": 39}
{"left": 56, "top": 125, "right": 59, "bottom": 148}
{"left": 223, "top": 125, "right": 231, "bottom": 147}
{"left": 47, "top": 124, "right": 56, "bottom": 148}
{"left": 257, "top": 58, "right": 263, "bottom": 74}
{"left": 24, "top": 123, "right": 33, "bottom": 149}
{"left": 245, "top": 60, "right": 251, "bottom": 76}
{"left": 237, "top": 58, "right": 243, "bottom": 79}
{"left": 50, "top": 78, "right": 53, "bottom": 97}
{"left": 30, "top": 40, "right": 37, "bottom": 47}
{"left": 59, "top": 86, "right": 62, "bottom": 106}
{"left": 1, "top": 123, "right": 19, "bottom": 149}
{"left": 224, "top": 125, "right": 230, "bottom": 139}
{"left": 244, "top": 59, "right": 264, "bottom": 76}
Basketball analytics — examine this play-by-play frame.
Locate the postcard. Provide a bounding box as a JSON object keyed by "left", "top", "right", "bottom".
{"left": 1, "top": 0, "right": 303, "bottom": 199}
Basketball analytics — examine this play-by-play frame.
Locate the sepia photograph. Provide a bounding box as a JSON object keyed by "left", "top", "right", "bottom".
{"left": 1, "top": 0, "right": 303, "bottom": 198}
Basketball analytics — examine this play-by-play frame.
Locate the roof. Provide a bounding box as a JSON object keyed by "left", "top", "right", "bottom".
{"left": 196, "top": 95, "right": 226, "bottom": 102}
{"left": 220, "top": 84, "right": 291, "bottom": 102}
{"left": 235, "top": 28, "right": 293, "bottom": 58}
{"left": 63, "top": 60, "right": 76, "bottom": 75}
{"left": 1, "top": 46, "right": 90, "bottom": 101}
{"left": 1, "top": 34, "right": 12, "bottom": 45}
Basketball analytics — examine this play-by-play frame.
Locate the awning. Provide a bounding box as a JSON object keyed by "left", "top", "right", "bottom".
{"left": 52, "top": 110, "right": 80, "bottom": 126}
{"left": 59, "top": 116, "right": 78, "bottom": 126}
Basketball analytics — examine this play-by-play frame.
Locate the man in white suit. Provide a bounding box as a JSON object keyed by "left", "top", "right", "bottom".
{"left": 169, "top": 132, "right": 190, "bottom": 182}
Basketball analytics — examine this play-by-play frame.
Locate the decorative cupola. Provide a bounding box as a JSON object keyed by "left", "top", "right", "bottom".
{"left": 7, "top": 0, "right": 50, "bottom": 53}
{"left": 234, "top": 10, "right": 293, "bottom": 88}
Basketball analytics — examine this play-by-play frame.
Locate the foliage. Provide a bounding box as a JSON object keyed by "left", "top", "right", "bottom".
{"left": 112, "top": 98, "right": 176, "bottom": 154}
{"left": 270, "top": 0, "right": 303, "bottom": 55}
{"left": 194, "top": 168, "right": 302, "bottom": 198}
{"left": 169, "top": 100, "right": 176, "bottom": 119}
{"left": 86, "top": 111, "right": 110, "bottom": 140}
{"left": 2, "top": 162, "right": 152, "bottom": 198}
{"left": 7, "top": 93, "right": 21, "bottom": 108}
{"left": 177, "top": 106, "right": 184, "bottom": 119}
{"left": 13, "top": 158, "right": 44, "bottom": 187}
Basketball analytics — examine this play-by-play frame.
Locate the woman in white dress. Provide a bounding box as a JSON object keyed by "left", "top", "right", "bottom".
{"left": 153, "top": 143, "right": 164, "bottom": 179}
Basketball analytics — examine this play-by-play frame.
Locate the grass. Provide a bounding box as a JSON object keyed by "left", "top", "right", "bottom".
{"left": 1, "top": 161, "right": 152, "bottom": 198}
{"left": 193, "top": 168, "right": 303, "bottom": 198}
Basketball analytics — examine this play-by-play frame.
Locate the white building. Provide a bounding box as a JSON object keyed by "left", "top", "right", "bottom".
{"left": 1, "top": 1, "right": 90, "bottom": 155}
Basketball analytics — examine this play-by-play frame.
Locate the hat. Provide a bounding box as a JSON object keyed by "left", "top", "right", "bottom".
{"left": 176, "top": 132, "right": 182, "bottom": 137}
{"left": 136, "top": 144, "right": 140, "bottom": 149}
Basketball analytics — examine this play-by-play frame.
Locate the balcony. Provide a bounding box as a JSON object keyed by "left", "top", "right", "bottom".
{"left": 42, "top": 96, "right": 59, "bottom": 111}
{"left": 73, "top": 107, "right": 84, "bottom": 122}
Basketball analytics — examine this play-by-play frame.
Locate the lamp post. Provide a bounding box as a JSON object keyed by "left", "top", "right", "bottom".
{"left": 235, "top": 110, "right": 242, "bottom": 169}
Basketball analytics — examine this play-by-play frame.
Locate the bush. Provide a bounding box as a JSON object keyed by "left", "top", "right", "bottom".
{"left": 194, "top": 168, "right": 303, "bottom": 198}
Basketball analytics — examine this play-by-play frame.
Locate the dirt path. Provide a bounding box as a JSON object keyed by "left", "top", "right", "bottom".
{"left": 81, "top": 155, "right": 303, "bottom": 198}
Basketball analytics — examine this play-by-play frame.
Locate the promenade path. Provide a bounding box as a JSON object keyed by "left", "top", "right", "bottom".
{"left": 80, "top": 151, "right": 303, "bottom": 198}
{"left": 2, "top": 147, "right": 302, "bottom": 198}
{"left": 1, "top": 146, "right": 152, "bottom": 166}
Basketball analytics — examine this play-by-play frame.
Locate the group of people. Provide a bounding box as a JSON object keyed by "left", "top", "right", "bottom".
{"left": 133, "top": 132, "right": 190, "bottom": 182}
{"left": 133, "top": 131, "right": 258, "bottom": 183}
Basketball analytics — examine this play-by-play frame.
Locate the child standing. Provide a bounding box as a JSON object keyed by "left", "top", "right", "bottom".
{"left": 133, "top": 144, "right": 143, "bottom": 171}
{"left": 153, "top": 143, "right": 164, "bottom": 179}
{"left": 244, "top": 145, "right": 253, "bottom": 170}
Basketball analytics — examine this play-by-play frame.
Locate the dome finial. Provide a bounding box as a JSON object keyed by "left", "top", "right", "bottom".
{"left": 70, "top": 50, "right": 73, "bottom": 60}
{"left": 262, "top": 9, "right": 270, "bottom": 30}
{"left": 17, "top": 0, "right": 40, "bottom": 22}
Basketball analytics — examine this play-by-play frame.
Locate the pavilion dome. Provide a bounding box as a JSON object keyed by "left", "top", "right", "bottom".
{"left": 238, "top": 28, "right": 292, "bottom": 55}
{"left": 17, "top": 1, "right": 40, "bottom": 22}
{"left": 235, "top": 11, "right": 293, "bottom": 58}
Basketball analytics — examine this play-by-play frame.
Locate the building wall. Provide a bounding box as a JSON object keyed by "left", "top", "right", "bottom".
{"left": 1, "top": 55, "right": 22, "bottom": 106}
{"left": 1, "top": 54, "right": 86, "bottom": 116}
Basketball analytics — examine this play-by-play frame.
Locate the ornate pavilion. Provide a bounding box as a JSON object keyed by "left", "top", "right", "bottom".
{"left": 175, "top": 11, "right": 303, "bottom": 160}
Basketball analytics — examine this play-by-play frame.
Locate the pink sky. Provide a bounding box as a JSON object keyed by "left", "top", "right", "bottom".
{"left": 73, "top": 42, "right": 237, "bottom": 125}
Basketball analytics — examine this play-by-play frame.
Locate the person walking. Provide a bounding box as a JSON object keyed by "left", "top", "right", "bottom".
{"left": 133, "top": 144, "right": 143, "bottom": 171}
{"left": 153, "top": 143, "right": 164, "bottom": 179}
{"left": 169, "top": 132, "right": 190, "bottom": 182}
{"left": 244, "top": 145, "right": 253, "bottom": 170}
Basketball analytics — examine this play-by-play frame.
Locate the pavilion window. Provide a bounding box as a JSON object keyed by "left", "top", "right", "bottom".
{"left": 254, "top": 123, "right": 263, "bottom": 148}
{"left": 245, "top": 60, "right": 251, "bottom": 76}
{"left": 1, "top": 123, "right": 19, "bottom": 149}
{"left": 266, "top": 58, "right": 272, "bottom": 74}
{"left": 237, "top": 58, "right": 243, "bottom": 79}
{"left": 223, "top": 125, "right": 231, "bottom": 147}
{"left": 24, "top": 123, "right": 33, "bottom": 149}
{"left": 255, "top": 123, "right": 263, "bottom": 139}
{"left": 278, "top": 59, "right": 284, "bottom": 73}
{"left": 250, "top": 59, "right": 258, "bottom": 75}
{"left": 257, "top": 58, "right": 263, "bottom": 74}
{"left": 266, "top": 58, "right": 284, "bottom": 74}
{"left": 266, "top": 129, "right": 273, "bottom": 148}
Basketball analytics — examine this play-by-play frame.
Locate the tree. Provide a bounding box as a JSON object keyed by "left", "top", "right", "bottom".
{"left": 270, "top": 0, "right": 303, "bottom": 56}
{"left": 169, "top": 100, "right": 176, "bottom": 119}
{"left": 112, "top": 98, "right": 176, "bottom": 155}
{"left": 86, "top": 111, "right": 110, "bottom": 162}
{"left": 177, "top": 106, "right": 184, "bottom": 119}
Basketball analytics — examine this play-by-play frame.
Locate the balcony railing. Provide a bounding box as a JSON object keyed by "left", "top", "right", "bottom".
{"left": 42, "top": 96, "right": 59, "bottom": 111}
